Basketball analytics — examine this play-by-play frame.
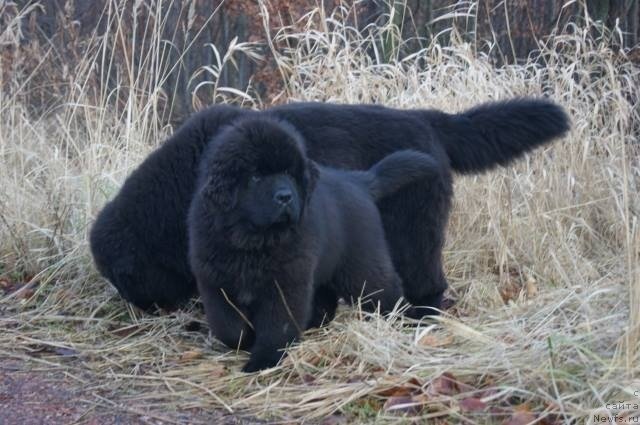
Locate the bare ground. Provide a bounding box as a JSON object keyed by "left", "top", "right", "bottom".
{"left": 0, "top": 358, "right": 261, "bottom": 425}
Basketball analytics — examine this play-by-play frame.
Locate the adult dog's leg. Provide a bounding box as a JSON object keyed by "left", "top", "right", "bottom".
{"left": 379, "top": 170, "right": 453, "bottom": 315}
{"left": 128, "top": 264, "right": 196, "bottom": 312}
{"left": 307, "top": 286, "right": 338, "bottom": 329}
{"left": 91, "top": 218, "right": 195, "bottom": 311}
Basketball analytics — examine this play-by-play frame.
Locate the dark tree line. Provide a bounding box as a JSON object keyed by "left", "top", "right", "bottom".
{"left": 3, "top": 0, "right": 639, "bottom": 119}
{"left": 386, "top": 0, "right": 639, "bottom": 62}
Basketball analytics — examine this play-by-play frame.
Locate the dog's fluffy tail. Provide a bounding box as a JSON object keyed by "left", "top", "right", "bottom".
{"left": 426, "top": 98, "right": 570, "bottom": 174}
{"left": 364, "top": 150, "right": 440, "bottom": 201}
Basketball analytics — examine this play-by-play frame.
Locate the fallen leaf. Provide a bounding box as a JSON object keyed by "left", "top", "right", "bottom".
{"left": 459, "top": 397, "right": 487, "bottom": 412}
{"left": 503, "top": 411, "right": 537, "bottom": 425}
{"left": 499, "top": 281, "right": 520, "bottom": 304}
{"left": 478, "top": 387, "right": 499, "bottom": 399}
{"left": 418, "top": 333, "right": 453, "bottom": 347}
{"left": 378, "top": 386, "right": 412, "bottom": 398}
{"left": 19, "top": 287, "right": 35, "bottom": 300}
{"left": 346, "top": 374, "right": 366, "bottom": 383}
{"left": 515, "top": 403, "right": 532, "bottom": 412}
{"left": 377, "top": 377, "right": 422, "bottom": 397}
{"left": 209, "top": 364, "right": 227, "bottom": 378}
{"left": 180, "top": 350, "right": 204, "bottom": 361}
{"left": 489, "top": 406, "right": 510, "bottom": 415}
{"left": 408, "top": 393, "right": 431, "bottom": 405}
{"left": 307, "top": 355, "right": 322, "bottom": 366}
{"left": 427, "top": 372, "right": 459, "bottom": 396}
{"left": 302, "top": 374, "right": 316, "bottom": 384}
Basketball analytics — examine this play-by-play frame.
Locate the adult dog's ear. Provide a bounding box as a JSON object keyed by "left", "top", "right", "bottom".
{"left": 201, "top": 174, "right": 238, "bottom": 211}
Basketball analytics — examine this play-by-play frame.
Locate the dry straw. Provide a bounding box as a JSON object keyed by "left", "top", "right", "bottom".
{"left": 0, "top": 0, "right": 639, "bottom": 422}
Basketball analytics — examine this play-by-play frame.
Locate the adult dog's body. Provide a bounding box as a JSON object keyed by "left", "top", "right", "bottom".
{"left": 90, "top": 99, "right": 569, "bottom": 312}
{"left": 188, "top": 117, "right": 441, "bottom": 371}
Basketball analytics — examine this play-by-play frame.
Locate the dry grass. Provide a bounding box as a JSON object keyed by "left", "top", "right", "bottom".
{"left": 1, "top": 0, "right": 639, "bottom": 423}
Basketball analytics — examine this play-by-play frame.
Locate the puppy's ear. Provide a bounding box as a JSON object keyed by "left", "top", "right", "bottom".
{"left": 201, "top": 174, "right": 238, "bottom": 211}
{"left": 302, "top": 159, "right": 320, "bottom": 202}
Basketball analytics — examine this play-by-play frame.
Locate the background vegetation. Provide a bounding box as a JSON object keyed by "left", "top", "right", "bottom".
{"left": 1, "top": 0, "right": 639, "bottom": 423}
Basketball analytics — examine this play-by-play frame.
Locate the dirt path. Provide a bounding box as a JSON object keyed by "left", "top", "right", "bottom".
{"left": 0, "top": 360, "right": 143, "bottom": 424}
{"left": 0, "top": 359, "right": 258, "bottom": 425}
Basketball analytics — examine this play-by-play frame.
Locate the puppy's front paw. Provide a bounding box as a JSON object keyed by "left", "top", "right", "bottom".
{"left": 242, "top": 350, "right": 284, "bottom": 373}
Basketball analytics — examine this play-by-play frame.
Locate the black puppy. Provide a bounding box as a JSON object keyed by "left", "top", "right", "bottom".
{"left": 188, "top": 117, "right": 439, "bottom": 372}
{"left": 90, "top": 99, "right": 569, "bottom": 312}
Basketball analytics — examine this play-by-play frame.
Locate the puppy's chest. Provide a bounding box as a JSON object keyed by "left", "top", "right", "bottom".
{"left": 213, "top": 252, "right": 280, "bottom": 304}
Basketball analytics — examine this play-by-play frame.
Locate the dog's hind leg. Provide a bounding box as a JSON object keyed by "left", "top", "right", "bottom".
{"left": 307, "top": 286, "right": 338, "bottom": 329}
{"left": 379, "top": 170, "right": 453, "bottom": 316}
{"left": 103, "top": 258, "right": 196, "bottom": 312}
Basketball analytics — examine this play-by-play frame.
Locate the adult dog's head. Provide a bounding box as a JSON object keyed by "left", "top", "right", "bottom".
{"left": 196, "top": 117, "right": 318, "bottom": 249}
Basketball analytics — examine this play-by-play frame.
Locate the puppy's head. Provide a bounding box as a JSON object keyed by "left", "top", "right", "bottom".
{"left": 198, "top": 117, "right": 318, "bottom": 248}
{"left": 238, "top": 171, "right": 302, "bottom": 229}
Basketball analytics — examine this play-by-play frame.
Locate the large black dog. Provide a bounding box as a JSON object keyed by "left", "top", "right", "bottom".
{"left": 188, "top": 116, "right": 440, "bottom": 371}
{"left": 90, "top": 99, "right": 569, "bottom": 312}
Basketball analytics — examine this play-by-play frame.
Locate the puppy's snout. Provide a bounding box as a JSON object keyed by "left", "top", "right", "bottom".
{"left": 274, "top": 189, "right": 293, "bottom": 205}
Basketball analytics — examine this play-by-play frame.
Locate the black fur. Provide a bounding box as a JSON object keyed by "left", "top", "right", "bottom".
{"left": 188, "top": 117, "right": 439, "bottom": 371}
{"left": 425, "top": 98, "right": 570, "bottom": 173}
{"left": 90, "top": 106, "right": 245, "bottom": 310}
{"left": 90, "top": 98, "right": 569, "bottom": 313}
